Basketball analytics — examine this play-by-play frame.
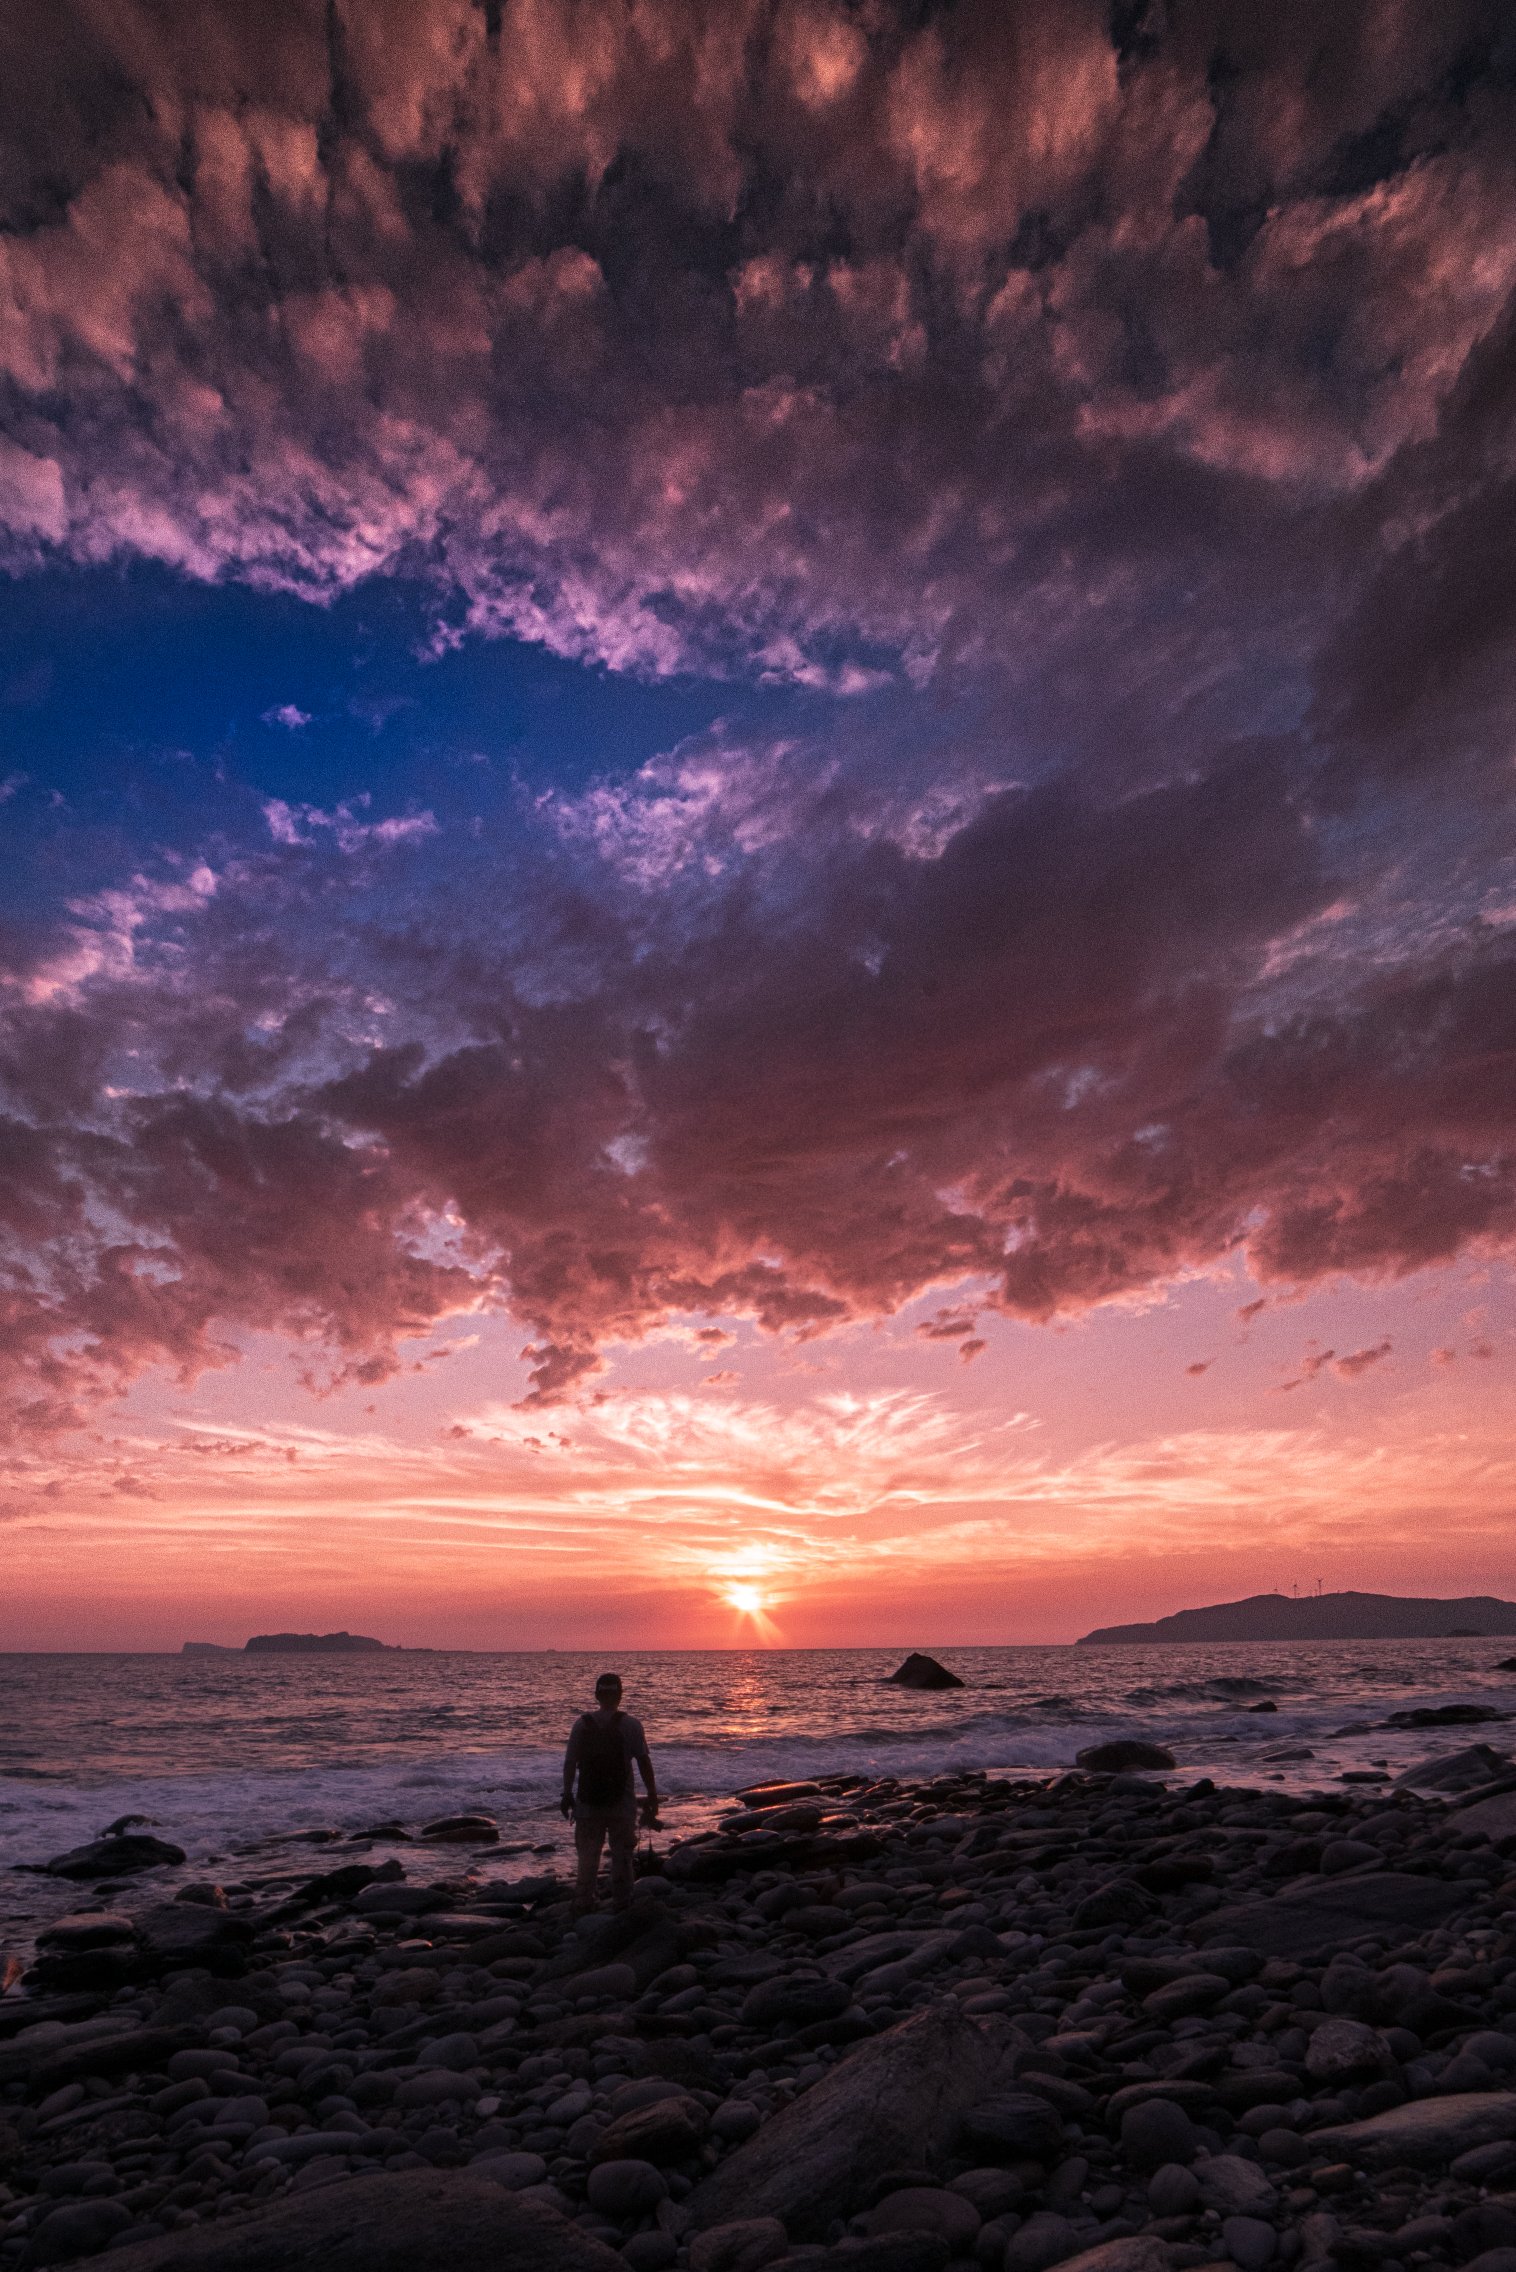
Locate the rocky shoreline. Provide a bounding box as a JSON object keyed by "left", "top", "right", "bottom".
{"left": 5, "top": 1751, "right": 1516, "bottom": 2272}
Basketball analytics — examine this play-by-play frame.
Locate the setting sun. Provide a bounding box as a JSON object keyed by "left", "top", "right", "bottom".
{"left": 725, "top": 1584, "right": 766, "bottom": 1617}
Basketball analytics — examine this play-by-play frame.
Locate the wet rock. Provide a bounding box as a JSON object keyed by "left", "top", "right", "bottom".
{"left": 1073, "top": 1743, "right": 1175, "bottom": 1773}
{"left": 44, "top": 1833, "right": 187, "bottom": 1879}
{"left": 1310, "top": 2092, "right": 1516, "bottom": 2168}
{"left": 421, "top": 1814, "right": 500, "bottom": 1842}
{"left": 864, "top": 2190, "right": 980, "bottom": 2251}
{"left": 93, "top": 2170, "right": 627, "bottom": 2272}
{"left": 1121, "top": 2099, "right": 1198, "bottom": 2170}
{"left": 1394, "top": 1745, "right": 1511, "bottom": 1792}
{"left": 687, "top": 2001, "right": 996, "bottom": 2238}
{"left": 35, "top": 1911, "right": 135, "bottom": 1950}
{"left": 134, "top": 1904, "right": 255, "bottom": 1972}
{"left": 586, "top": 2160, "right": 669, "bottom": 2218}
{"left": 688, "top": 2221, "right": 790, "bottom": 2272}
{"left": 1388, "top": 1703, "right": 1504, "bottom": 1727}
{"left": 887, "top": 1655, "right": 964, "bottom": 1691}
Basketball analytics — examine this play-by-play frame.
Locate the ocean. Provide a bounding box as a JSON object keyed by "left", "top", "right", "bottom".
{"left": 2, "top": 1639, "right": 1512, "bottom": 1959}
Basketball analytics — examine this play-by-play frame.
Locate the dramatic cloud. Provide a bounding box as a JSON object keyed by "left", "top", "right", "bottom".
{"left": 2, "top": 0, "right": 1515, "bottom": 1445}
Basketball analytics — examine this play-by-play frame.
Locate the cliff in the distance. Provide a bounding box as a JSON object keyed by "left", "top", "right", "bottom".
{"left": 1078, "top": 1590, "right": 1516, "bottom": 1644}
{"left": 243, "top": 1630, "right": 391, "bottom": 1653}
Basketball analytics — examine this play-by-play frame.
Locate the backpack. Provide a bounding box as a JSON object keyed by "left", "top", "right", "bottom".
{"left": 577, "top": 1711, "right": 628, "bottom": 1806}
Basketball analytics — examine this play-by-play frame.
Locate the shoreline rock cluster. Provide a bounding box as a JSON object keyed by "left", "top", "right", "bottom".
{"left": 5, "top": 1754, "right": 1516, "bottom": 2272}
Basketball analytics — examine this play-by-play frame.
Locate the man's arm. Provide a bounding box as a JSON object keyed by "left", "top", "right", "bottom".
{"left": 629, "top": 1720, "right": 659, "bottom": 1817}
{"left": 560, "top": 1719, "right": 582, "bottom": 1815}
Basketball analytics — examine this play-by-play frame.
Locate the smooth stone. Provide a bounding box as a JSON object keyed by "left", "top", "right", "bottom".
{"left": 711, "top": 2101, "right": 763, "bottom": 2143}
{"left": 1004, "top": 2212, "right": 1080, "bottom": 2272}
{"left": 1223, "top": 2215, "right": 1276, "bottom": 2271}
{"left": 1141, "top": 1976, "right": 1229, "bottom": 2023}
{"left": 864, "top": 2190, "right": 980, "bottom": 2251}
{"left": 1450, "top": 1791, "right": 1516, "bottom": 1841}
{"left": 1453, "top": 2211, "right": 1516, "bottom": 2261}
{"left": 1121, "top": 2100, "right": 1197, "bottom": 2171}
{"left": 134, "top": 1906, "right": 255, "bottom": 1967}
{"left": 1395, "top": 1745, "right": 1510, "bottom": 1793}
{"left": 416, "top": 2032, "right": 480, "bottom": 2071}
{"left": 686, "top": 2001, "right": 997, "bottom": 2239}
{"left": 570, "top": 1964, "right": 639, "bottom": 2002}
{"left": 1147, "top": 2165, "right": 1200, "bottom": 2217}
{"left": 24, "top": 2199, "right": 133, "bottom": 2264}
{"left": 586, "top": 2160, "right": 669, "bottom": 2218}
{"left": 623, "top": 2240, "right": 679, "bottom": 2272}
{"left": 1310, "top": 2092, "right": 1516, "bottom": 2168}
{"left": 1464, "top": 2254, "right": 1516, "bottom": 2272}
{"left": 470, "top": 2151, "right": 551, "bottom": 2189}
{"left": 952, "top": 2173, "right": 1024, "bottom": 2220}
{"left": 89, "top": 2171, "right": 627, "bottom": 2272}
{"left": 1317, "top": 1840, "right": 1377, "bottom": 1876}
{"left": 687, "top": 2221, "right": 790, "bottom": 2272}
{"left": 394, "top": 2070, "right": 481, "bottom": 2109}
{"left": 1192, "top": 2157, "right": 1277, "bottom": 2219}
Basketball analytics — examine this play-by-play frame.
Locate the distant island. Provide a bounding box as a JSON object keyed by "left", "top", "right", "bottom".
{"left": 181, "top": 1631, "right": 393, "bottom": 1655}
{"left": 245, "top": 1631, "right": 391, "bottom": 1653}
{"left": 1079, "top": 1590, "right": 1516, "bottom": 1644}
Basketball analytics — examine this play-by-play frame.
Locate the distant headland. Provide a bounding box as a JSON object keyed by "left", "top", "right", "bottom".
{"left": 181, "top": 1631, "right": 394, "bottom": 1655}
{"left": 1079, "top": 1589, "right": 1516, "bottom": 1644}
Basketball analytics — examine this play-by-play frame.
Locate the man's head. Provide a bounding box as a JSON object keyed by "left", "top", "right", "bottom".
{"left": 594, "top": 1672, "right": 623, "bottom": 1707}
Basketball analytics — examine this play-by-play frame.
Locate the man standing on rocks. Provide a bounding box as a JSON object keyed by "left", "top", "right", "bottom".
{"left": 561, "top": 1671, "right": 660, "bottom": 1912}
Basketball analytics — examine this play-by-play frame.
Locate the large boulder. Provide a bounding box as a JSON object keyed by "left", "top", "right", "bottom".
{"left": 1394, "top": 1745, "right": 1510, "bottom": 1793}
{"left": 77, "top": 2171, "right": 626, "bottom": 2272}
{"left": 887, "top": 1655, "right": 964, "bottom": 1691}
{"left": 44, "top": 1834, "right": 186, "bottom": 1880}
{"left": 1309, "top": 2094, "right": 1516, "bottom": 2169}
{"left": 1450, "top": 1789, "right": 1516, "bottom": 1842}
{"left": 1074, "top": 1742, "right": 1175, "bottom": 1773}
{"left": 1195, "top": 1873, "right": 1463, "bottom": 1961}
{"left": 686, "top": 2002, "right": 997, "bottom": 2238}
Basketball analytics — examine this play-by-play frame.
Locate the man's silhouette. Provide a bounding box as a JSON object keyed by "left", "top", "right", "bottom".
{"left": 561, "top": 1671, "right": 659, "bottom": 1913}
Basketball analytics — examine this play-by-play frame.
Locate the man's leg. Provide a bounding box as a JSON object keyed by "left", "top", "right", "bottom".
{"left": 574, "top": 1806, "right": 607, "bottom": 1912}
{"left": 606, "top": 1797, "right": 637, "bottom": 1910}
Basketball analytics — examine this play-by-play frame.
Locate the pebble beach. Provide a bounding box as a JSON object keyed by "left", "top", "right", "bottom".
{"left": 7, "top": 1738, "right": 1516, "bottom": 2272}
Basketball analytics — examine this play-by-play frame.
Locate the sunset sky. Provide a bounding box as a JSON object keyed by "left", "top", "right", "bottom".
{"left": 3, "top": 0, "right": 1515, "bottom": 1651}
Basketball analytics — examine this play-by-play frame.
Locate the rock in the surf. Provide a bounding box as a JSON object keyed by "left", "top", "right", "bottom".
{"left": 1073, "top": 1740, "right": 1175, "bottom": 1772}
{"left": 44, "top": 1833, "right": 186, "bottom": 1879}
{"left": 886, "top": 1653, "right": 964, "bottom": 1690}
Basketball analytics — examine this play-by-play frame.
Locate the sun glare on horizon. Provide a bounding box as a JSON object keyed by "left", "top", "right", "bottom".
{"left": 725, "top": 1584, "right": 766, "bottom": 1616}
